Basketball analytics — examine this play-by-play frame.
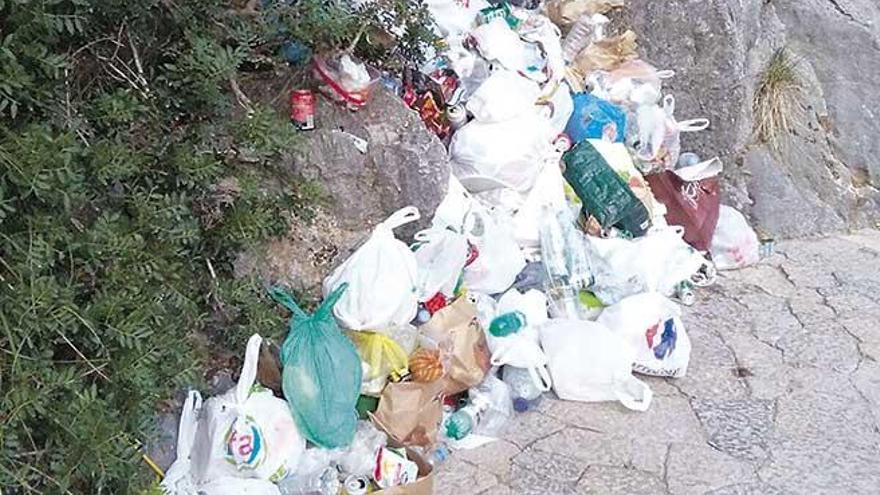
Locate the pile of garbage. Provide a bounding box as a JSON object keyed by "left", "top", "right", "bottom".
{"left": 160, "top": 1, "right": 768, "bottom": 494}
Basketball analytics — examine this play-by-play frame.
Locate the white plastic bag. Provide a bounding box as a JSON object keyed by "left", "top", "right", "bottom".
{"left": 461, "top": 201, "right": 526, "bottom": 294}
{"left": 597, "top": 292, "right": 691, "bottom": 377}
{"left": 425, "top": 0, "right": 489, "bottom": 37}
{"left": 636, "top": 95, "right": 709, "bottom": 171}
{"left": 710, "top": 205, "right": 760, "bottom": 270}
{"left": 467, "top": 70, "right": 541, "bottom": 123}
{"left": 487, "top": 290, "right": 552, "bottom": 392}
{"left": 323, "top": 207, "right": 421, "bottom": 330}
{"left": 450, "top": 113, "right": 554, "bottom": 192}
{"left": 540, "top": 319, "right": 652, "bottom": 411}
{"left": 590, "top": 226, "right": 710, "bottom": 303}
{"left": 412, "top": 227, "right": 469, "bottom": 302}
{"left": 160, "top": 391, "right": 203, "bottom": 495}
{"left": 191, "top": 334, "right": 305, "bottom": 485}
{"left": 512, "top": 160, "right": 568, "bottom": 253}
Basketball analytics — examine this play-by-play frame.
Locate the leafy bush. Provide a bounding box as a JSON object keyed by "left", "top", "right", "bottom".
{"left": 0, "top": 1, "right": 306, "bottom": 493}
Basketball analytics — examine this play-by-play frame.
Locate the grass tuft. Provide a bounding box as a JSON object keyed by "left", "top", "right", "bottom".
{"left": 753, "top": 48, "right": 806, "bottom": 146}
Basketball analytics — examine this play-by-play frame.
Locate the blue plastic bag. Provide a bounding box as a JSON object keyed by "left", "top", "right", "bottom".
{"left": 565, "top": 93, "right": 627, "bottom": 143}
{"left": 270, "top": 284, "right": 363, "bottom": 448}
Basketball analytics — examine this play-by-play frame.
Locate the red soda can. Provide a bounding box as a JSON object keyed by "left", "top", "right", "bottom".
{"left": 290, "top": 89, "right": 315, "bottom": 130}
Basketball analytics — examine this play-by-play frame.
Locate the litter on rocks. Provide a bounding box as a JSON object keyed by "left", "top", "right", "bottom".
{"left": 160, "top": 1, "right": 766, "bottom": 493}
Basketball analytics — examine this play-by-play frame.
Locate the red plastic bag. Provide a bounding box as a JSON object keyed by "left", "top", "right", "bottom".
{"left": 645, "top": 158, "right": 722, "bottom": 251}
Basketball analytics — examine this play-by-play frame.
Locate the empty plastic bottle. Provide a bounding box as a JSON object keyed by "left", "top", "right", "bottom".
{"left": 502, "top": 366, "right": 542, "bottom": 413}
{"left": 444, "top": 402, "right": 484, "bottom": 440}
{"left": 539, "top": 205, "right": 569, "bottom": 284}
{"left": 561, "top": 211, "right": 593, "bottom": 290}
{"left": 561, "top": 14, "right": 610, "bottom": 63}
{"left": 278, "top": 466, "right": 340, "bottom": 495}
{"left": 489, "top": 311, "right": 527, "bottom": 337}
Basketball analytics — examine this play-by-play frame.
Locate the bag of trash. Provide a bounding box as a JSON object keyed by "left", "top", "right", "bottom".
{"left": 160, "top": 391, "right": 203, "bottom": 494}
{"left": 313, "top": 54, "right": 377, "bottom": 111}
{"left": 570, "top": 30, "right": 638, "bottom": 78}
{"left": 562, "top": 140, "right": 651, "bottom": 237}
{"left": 645, "top": 157, "right": 723, "bottom": 251}
{"left": 461, "top": 201, "right": 527, "bottom": 294}
{"left": 603, "top": 60, "right": 674, "bottom": 107}
{"left": 412, "top": 226, "right": 469, "bottom": 303}
{"left": 450, "top": 112, "right": 553, "bottom": 192}
{"left": 597, "top": 292, "right": 691, "bottom": 377}
{"left": 589, "top": 226, "right": 712, "bottom": 303}
{"left": 370, "top": 381, "right": 444, "bottom": 448}
{"left": 348, "top": 328, "right": 416, "bottom": 396}
{"left": 486, "top": 290, "right": 553, "bottom": 393}
{"left": 636, "top": 95, "right": 710, "bottom": 172}
{"left": 540, "top": 319, "right": 652, "bottom": 411}
{"left": 420, "top": 297, "right": 491, "bottom": 395}
{"left": 323, "top": 206, "right": 421, "bottom": 331}
{"left": 426, "top": 0, "right": 490, "bottom": 37}
{"left": 710, "top": 205, "right": 760, "bottom": 270}
{"left": 466, "top": 70, "right": 541, "bottom": 123}
{"left": 271, "top": 286, "right": 363, "bottom": 449}
{"left": 565, "top": 93, "right": 627, "bottom": 143}
{"left": 546, "top": 0, "right": 624, "bottom": 27}
{"left": 190, "top": 335, "right": 306, "bottom": 484}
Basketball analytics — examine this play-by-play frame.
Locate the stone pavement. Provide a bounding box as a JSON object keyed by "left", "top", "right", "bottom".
{"left": 435, "top": 230, "right": 880, "bottom": 495}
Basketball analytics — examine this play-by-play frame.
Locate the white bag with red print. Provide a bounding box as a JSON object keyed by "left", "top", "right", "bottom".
{"left": 710, "top": 205, "right": 760, "bottom": 270}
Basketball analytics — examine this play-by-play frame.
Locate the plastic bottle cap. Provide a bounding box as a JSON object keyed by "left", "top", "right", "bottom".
{"left": 512, "top": 397, "right": 530, "bottom": 413}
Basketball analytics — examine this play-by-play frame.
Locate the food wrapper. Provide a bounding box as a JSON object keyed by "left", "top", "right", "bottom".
{"left": 374, "top": 447, "right": 419, "bottom": 489}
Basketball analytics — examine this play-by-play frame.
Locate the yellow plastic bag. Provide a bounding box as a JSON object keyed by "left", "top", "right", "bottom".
{"left": 348, "top": 331, "right": 410, "bottom": 382}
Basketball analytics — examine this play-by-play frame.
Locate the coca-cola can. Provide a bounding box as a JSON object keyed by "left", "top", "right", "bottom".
{"left": 290, "top": 89, "right": 315, "bottom": 130}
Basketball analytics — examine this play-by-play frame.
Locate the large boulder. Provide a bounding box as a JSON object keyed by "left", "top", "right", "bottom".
{"left": 622, "top": 0, "right": 880, "bottom": 238}
{"left": 294, "top": 86, "right": 450, "bottom": 234}
{"left": 235, "top": 85, "right": 450, "bottom": 299}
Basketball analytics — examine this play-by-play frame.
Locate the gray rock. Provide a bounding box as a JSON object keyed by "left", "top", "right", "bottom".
{"left": 622, "top": 0, "right": 880, "bottom": 238}
{"left": 293, "top": 86, "right": 450, "bottom": 237}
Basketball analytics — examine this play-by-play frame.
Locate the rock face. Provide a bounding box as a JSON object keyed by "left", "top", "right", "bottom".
{"left": 622, "top": 0, "right": 880, "bottom": 238}
{"left": 294, "top": 86, "right": 450, "bottom": 235}
{"left": 235, "top": 86, "right": 450, "bottom": 299}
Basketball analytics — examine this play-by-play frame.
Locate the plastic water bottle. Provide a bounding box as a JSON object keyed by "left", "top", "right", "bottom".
{"left": 539, "top": 205, "right": 569, "bottom": 283}
{"left": 444, "top": 403, "right": 483, "bottom": 440}
{"left": 489, "top": 311, "right": 527, "bottom": 337}
{"left": 502, "top": 366, "right": 542, "bottom": 412}
{"left": 561, "top": 211, "right": 593, "bottom": 289}
{"left": 561, "top": 14, "right": 610, "bottom": 63}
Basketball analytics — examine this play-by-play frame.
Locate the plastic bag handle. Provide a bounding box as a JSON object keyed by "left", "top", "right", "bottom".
{"left": 235, "top": 334, "right": 263, "bottom": 404}
{"left": 614, "top": 376, "right": 653, "bottom": 412}
{"left": 175, "top": 390, "right": 203, "bottom": 459}
{"left": 528, "top": 365, "right": 553, "bottom": 392}
{"left": 663, "top": 94, "right": 675, "bottom": 116}
{"left": 380, "top": 206, "right": 421, "bottom": 232}
{"left": 270, "top": 286, "right": 308, "bottom": 320}
{"left": 315, "top": 282, "right": 349, "bottom": 320}
{"left": 677, "top": 118, "right": 710, "bottom": 132}
{"left": 656, "top": 69, "right": 675, "bottom": 80}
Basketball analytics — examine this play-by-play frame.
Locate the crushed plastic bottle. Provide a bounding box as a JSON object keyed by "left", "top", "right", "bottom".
{"left": 561, "top": 14, "right": 610, "bottom": 63}
{"left": 278, "top": 466, "right": 340, "bottom": 495}
{"left": 539, "top": 205, "right": 569, "bottom": 284}
{"left": 502, "top": 366, "right": 542, "bottom": 412}
{"left": 444, "top": 375, "right": 512, "bottom": 440}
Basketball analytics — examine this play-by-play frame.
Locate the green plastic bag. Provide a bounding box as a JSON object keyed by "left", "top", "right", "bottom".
{"left": 562, "top": 140, "right": 650, "bottom": 237}
{"left": 270, "top": 284, "right": 363, "bottom": 448}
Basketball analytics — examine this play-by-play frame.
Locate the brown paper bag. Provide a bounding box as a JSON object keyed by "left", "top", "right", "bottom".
{"left": 372, "top": 448, "right": 435, "bottom": 495}
{"left": 370, "top": 381, "right": 443, "bottom": 448}
{"left": 546, "top": 0, "right": 625, "bottom": 28}
{"left": 419, "top": 297, "right": 491, "bottom": 395}
{"left": 571, "top": 29, "right": 638, "bottom": 76}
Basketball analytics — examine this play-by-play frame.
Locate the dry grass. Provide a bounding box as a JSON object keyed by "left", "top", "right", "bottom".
{"left": 753, "top": 48, "right": 806, "bottom": 146}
